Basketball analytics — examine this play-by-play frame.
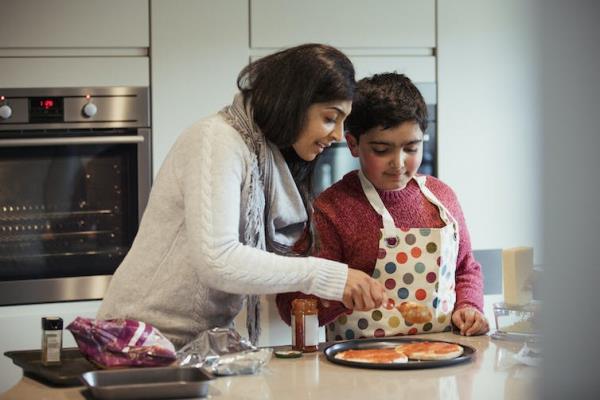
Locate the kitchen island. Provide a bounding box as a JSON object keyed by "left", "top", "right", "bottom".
{"left": 0, "top": 333, "right": 539, "bottom": 400}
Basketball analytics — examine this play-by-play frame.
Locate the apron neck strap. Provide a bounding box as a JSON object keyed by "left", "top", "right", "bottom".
{"left": 413, "top": 175, "right": 459, "bottom": 229}
{"left": 359, "top": 171, "right": 459, "bottom": 234}
{"left": 358, "top": 170, "right": 397, "bottom": 235}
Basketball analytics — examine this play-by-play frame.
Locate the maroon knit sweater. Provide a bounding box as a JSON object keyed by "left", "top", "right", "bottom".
{"left": 276, "top": 170, "right": 484, "bottom": 326}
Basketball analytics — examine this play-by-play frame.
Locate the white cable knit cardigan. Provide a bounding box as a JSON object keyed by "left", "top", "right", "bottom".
{"left": 97, "top": 113, "right": 348, "bottom": 348}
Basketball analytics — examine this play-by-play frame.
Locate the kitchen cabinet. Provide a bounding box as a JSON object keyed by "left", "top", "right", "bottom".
{"left": 350, "top": 55, "right": 435, "bottom": 82}
{"left": 0, "top": 0, "right": 148, "bottom": 49}
{"left": 0, "top": 57, "right": 149, "bottom": 88}
{"left": 250, "top": 0, "right": 435, "bottom": 49}
{"left": 150, "top": 0, "right": 249, "bottom": 169}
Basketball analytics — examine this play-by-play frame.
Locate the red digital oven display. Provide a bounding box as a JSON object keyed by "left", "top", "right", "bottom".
{"left": 29, "top": 97, "right": 64, "bottom": 123}
{"left": 40, "top": 99, "right": 55, "bottom": 110}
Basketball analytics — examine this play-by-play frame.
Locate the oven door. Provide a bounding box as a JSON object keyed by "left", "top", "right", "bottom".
{"left": 0, "top": 129, "right": 151, "bottom": 305}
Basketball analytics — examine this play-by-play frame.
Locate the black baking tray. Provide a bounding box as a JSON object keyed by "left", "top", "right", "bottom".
{"left": 80, "top": 367, "right": 214, "bottom": 400}
{"left": 324, "top": 337, "right": 475, "bottom": 370}
{"left": 4, "top": 347, "right": 96, "bottom": 386}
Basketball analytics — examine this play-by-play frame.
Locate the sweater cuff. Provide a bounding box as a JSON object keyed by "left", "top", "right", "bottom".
{"left": 307, "top": 257, "right": 348, "bottom": 301}
{"left": 454, "top": 301, "right": 484, "bottom": 314}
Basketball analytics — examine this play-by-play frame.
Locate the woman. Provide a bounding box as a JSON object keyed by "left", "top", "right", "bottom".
{"left": 98, "top": 44, "right": 385, "bottom": 347}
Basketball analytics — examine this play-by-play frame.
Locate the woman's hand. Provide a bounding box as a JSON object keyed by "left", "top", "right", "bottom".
{"left": 342, "top": 269, "right": 386, "bottom": 311}
{"left": 452, "top": 307, "right": 489, "bottom": 336}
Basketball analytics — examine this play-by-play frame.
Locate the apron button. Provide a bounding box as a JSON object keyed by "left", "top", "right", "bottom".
{"left": 385, "top": 236, "right": 400, "bottom": 248}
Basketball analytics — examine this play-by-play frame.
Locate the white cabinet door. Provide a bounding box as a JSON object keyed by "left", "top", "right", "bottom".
{"left": 0, "top": 0, "right": 148, "bottom": 48}
{"left": 0, "top": 57, "right": 149, "bottom": 88}
{"left": 250, "top": 0, "right": 435, "bottom": 48}
{"left": 150, "top": 0, "right": 249, "bottom": 171}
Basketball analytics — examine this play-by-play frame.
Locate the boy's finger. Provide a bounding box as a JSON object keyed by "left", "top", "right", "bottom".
{"left": 461, "top": 309, "right": 476, "bottom": 333}
{"left": 452, "top": 310, "right": 465, "bottom": 330}
{"left": 472, "top": 316, "right": 489, "bottom": 335}
{"left": 460, "top": 319, "right": 471, "bottom": 335}
{"left": 465, "top": 318, "right": 482, "bottom": 336}
{"left": 458, "top": 310, "right": 475, "bottom": 335}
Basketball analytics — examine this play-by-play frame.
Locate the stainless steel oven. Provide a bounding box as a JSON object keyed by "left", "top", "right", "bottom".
{"left": 0, "top": 87, "right": 151, "bottom": 305}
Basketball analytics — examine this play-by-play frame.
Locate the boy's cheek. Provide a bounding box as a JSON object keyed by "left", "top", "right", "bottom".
{"left": 406, "top": 158, "right": 422, "bottom": 174}
{"left": 361, "top": 155, "right": 386, "bottom": 175}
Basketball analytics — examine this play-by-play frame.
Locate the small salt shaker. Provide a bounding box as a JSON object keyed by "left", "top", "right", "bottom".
{"left": 41, "top": 316, "right": 63, "bottom": 366}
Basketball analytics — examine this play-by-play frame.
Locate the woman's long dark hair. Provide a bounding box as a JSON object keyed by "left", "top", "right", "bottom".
{"left": 237, "top": 43, "right": 356, "bottom": 254}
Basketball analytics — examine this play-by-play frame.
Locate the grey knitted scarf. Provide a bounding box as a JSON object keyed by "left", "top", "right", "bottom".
{"left": 219, "top": 93, "right": 307, "bottom": 345}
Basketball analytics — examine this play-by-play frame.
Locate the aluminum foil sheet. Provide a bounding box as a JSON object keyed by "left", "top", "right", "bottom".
{"left": 176, "top": 328, "right": 272, "bottom": 376}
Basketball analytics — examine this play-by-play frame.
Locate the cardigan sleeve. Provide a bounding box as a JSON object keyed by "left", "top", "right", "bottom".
{"left": 172, "top": 117, "right": 348, "bottom": 300}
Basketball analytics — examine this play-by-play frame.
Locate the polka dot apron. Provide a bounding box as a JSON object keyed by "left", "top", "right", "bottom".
{"left": 327, "top": 171, "right": 460, "bottom": 340}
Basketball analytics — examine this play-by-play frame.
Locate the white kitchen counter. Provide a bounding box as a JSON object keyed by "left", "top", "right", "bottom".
{"left": 0, "top": 332, "right": 539, "bottom": 400}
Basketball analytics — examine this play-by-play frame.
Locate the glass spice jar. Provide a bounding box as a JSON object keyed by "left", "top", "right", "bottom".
{"left": 291, "top": 298, "right": 319, "bottom": 352}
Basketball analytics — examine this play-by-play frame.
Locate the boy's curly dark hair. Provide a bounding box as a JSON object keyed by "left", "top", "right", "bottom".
{"left": 345, "top": 73, "right": 428, "bottom": 140}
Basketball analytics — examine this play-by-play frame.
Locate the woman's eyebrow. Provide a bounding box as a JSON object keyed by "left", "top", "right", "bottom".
{"left": 327, "top": 106, "right": 348, "bottom": 116}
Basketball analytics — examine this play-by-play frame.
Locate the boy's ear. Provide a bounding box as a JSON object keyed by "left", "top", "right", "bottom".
{"left": 345, "top": 133, "right": 360, "bottom": 158}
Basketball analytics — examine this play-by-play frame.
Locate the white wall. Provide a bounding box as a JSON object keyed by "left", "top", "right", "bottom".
{"left": 437, "top": 0, "right": 543, "bottom": 261}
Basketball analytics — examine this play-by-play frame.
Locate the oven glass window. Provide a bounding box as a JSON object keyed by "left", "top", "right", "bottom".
{"left": 0, "top": 140, "right": 138, "bottom": 281}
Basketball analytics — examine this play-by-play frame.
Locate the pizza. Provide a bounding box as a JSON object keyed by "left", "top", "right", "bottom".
{"left": 394, "top": 341, "right": 463, "bottom": 361}
{"left": 334, "top": 347, "right": 408, "bottom": 364}
{"left": 397, "top": 301, "right": 433, "bottom": 324}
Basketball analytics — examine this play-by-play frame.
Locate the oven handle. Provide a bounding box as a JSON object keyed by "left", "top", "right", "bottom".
{"left": 0, "top": 135, "right": 145, "bottom": 147}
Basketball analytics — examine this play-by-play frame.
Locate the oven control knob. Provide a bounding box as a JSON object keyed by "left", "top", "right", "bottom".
{"left": 0, "top": 104, "right": 12, "bottom": 120}
{"left": 82, "top": 102, "right": 98, "bottom": 118}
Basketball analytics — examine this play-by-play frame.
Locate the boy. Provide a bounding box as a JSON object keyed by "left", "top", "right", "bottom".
{"left": 277, "top": 73, "right": 488, "bottom": 339}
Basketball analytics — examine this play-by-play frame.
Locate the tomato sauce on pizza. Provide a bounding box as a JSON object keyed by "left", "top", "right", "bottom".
{"left": 395, "top": 341, "right": 463, "bottom": 360}
{"left": 334, "top": 347, "right": 408, "bottom": 364}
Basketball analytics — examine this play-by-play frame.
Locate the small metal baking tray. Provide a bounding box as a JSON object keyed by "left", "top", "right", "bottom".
{"left": 80, "top": 366, "right": 214, "bottom": 400}
{"left": 4, "top": 347, "right": 96, "bottom": 386}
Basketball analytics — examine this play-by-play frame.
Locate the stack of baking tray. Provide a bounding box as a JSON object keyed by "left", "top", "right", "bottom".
{"left": 4, "top": 348, "right": 94, "bottom": 386}
{"left": 80, "top": 367, "right": 213, "bottom": 400}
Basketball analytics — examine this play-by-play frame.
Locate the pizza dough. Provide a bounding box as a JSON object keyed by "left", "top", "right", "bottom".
{"left": 397, "top": 301, "right": 433, "bottom": 324}
{"left": 395, "top": 341, "right": 463, "bottom": 361}
{"left": 334, "top": 347, "right": 408, "bottom": 364}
